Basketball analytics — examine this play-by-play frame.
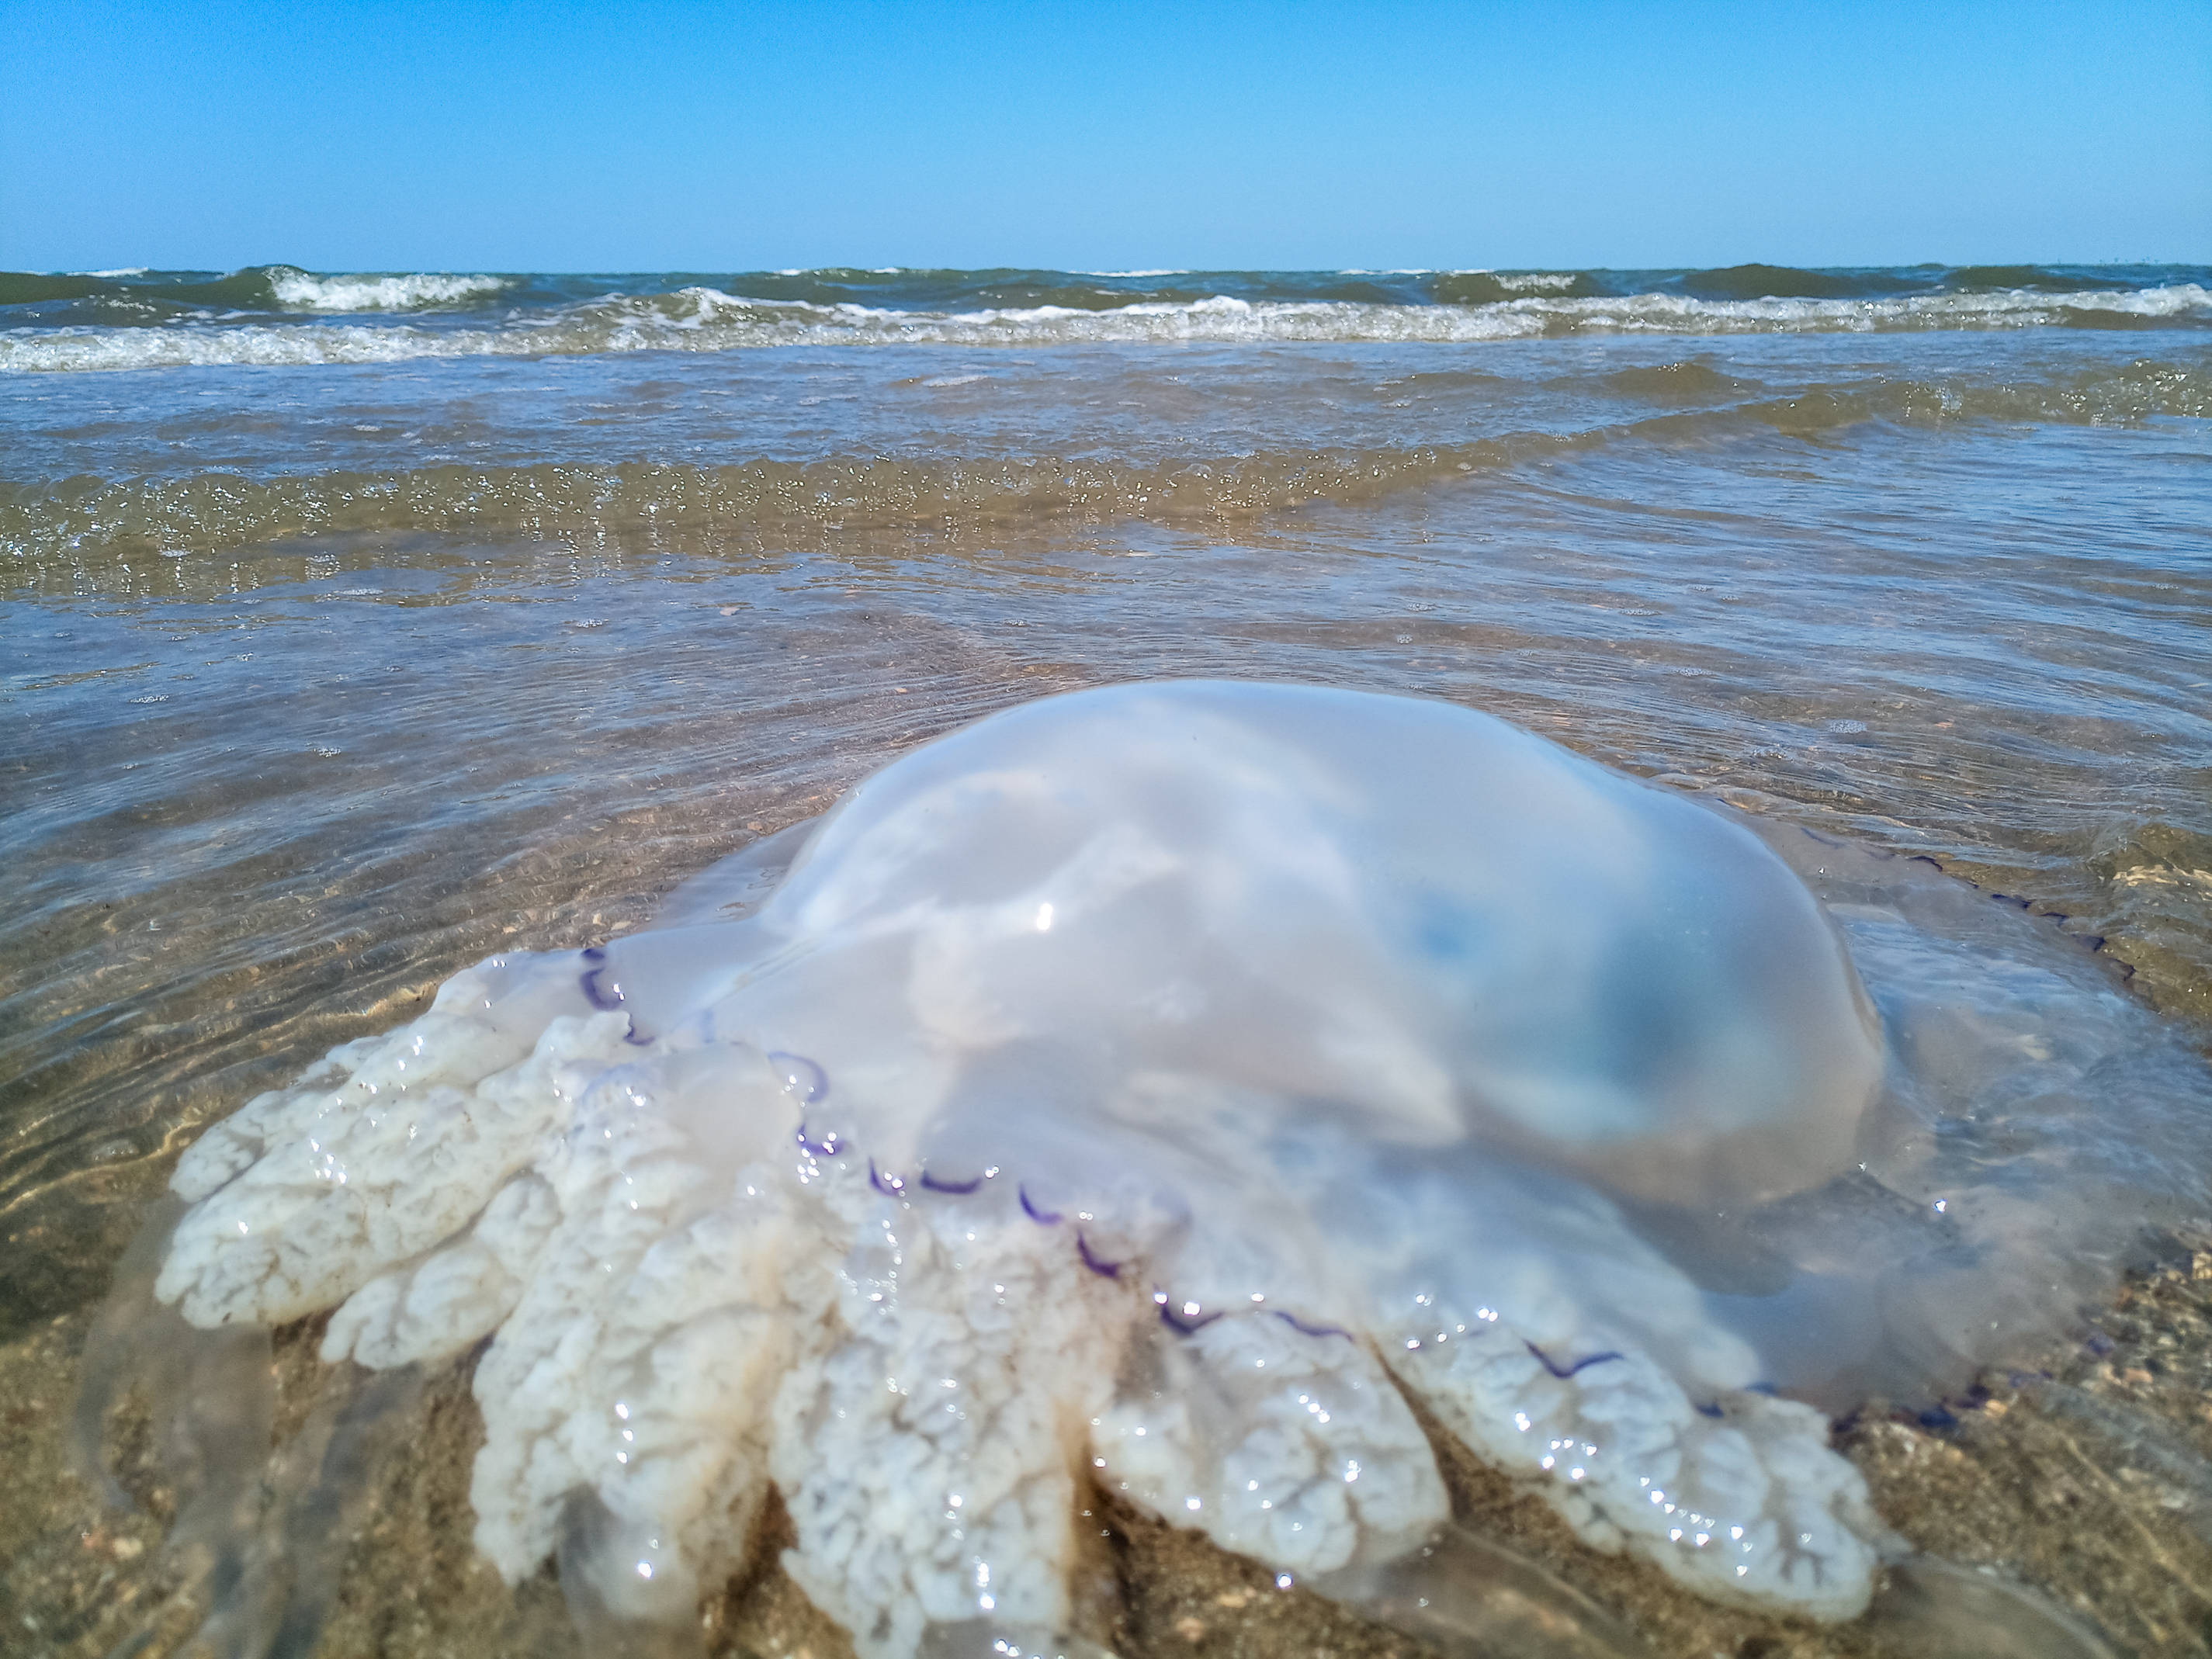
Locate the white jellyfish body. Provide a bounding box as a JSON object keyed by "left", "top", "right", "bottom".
{"left": 664, "top": 682, "right": 1884, "bottom": 1212}
{"left": 149, "top": 681, "right": 2212, "bottom": 1657}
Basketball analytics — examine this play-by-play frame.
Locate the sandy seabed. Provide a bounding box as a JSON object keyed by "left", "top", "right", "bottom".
{"left": 4, "top": 1230, "right": 2210, "bottom": 1659}
{"left": 8, "top": 312, "right": 2210, "bottom": 1659}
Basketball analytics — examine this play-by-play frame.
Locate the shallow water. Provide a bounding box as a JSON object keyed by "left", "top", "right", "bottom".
{"left": 4, "top": 264, "right": 2211, "bottom": 1649}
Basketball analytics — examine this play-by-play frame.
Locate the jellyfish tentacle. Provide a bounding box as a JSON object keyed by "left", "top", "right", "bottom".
{"left": 157, "top": 953, "right": 624, "bottom": 1328}
{"left": 1094, "top": 1310, "right": 1449, "bottom": 1577}
{"left": 770, "top": 1177, "right": 1132, "bottom": 1659}
{"left": 1395, "top": 1316, "right": 1888, "bottom": 1619}
{"left": 1316, "top": 1522, "right": 1655, "bottom": 1659}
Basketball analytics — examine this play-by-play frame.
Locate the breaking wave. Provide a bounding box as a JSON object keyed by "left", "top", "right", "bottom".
{"left": 2, "top": 263, "right": 2206, "bottom": 374}
{"left": 262, "top": 268, "right": 510, "bottom": 311}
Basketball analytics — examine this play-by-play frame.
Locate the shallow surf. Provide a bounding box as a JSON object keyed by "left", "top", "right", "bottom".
{"left": 4, "top": 265, "right": 2210, "bottom": 1656}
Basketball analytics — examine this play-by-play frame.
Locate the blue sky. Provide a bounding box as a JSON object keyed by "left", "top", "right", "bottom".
{"left": 4, "top": 0, "right": 2205, "bottom": 272}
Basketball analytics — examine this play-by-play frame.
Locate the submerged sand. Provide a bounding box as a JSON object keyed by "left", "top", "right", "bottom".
{"left": 5, "top": 1228, "right": 2210, "bottom": 1659}
{"left": 9, "top": 272, "right": 2212, "bottom": 1659}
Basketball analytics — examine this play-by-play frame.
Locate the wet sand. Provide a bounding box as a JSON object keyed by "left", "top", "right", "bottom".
{"left": 5, "top": 1224, "right": 2210, "bottom": 1658}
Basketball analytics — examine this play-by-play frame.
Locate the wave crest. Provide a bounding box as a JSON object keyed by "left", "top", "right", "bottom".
{"left": 5, "top": 282, "right": 2205, "bottom": 373}
{"left": 263, "top": 268, "right": 510, "bottom": 312}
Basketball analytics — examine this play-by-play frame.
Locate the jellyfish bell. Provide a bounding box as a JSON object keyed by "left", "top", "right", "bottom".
{"left": 127, "top": 681, "right": 2212, "bottom": 1657}
{"left": 625, "top": 681, "right": 1884, "bottom": 1207}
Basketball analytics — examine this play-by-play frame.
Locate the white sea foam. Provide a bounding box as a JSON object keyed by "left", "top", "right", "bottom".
{"left": 1464, "top": 269, "right": 1584, "bottom": 293}
{"left": 0, "top": 323, "right": 487, "bottom": 372}
{"left": 265, "top": 269, "right": 510, "bottom": 312}
{"left": 5, "top": 282, "right": 2205, "bottom": 373}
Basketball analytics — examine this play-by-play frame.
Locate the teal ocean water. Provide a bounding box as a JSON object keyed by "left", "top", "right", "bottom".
{"left": 2, "top": 261, "right": 2205, "bottom": 372}
{"left": 3, "top": 262, "right": 2209, "bottom": 1340}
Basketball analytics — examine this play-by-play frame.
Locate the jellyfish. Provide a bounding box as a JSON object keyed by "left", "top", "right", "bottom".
{"left": 137, "top": 681, "right": 2212, "bottom": 1657}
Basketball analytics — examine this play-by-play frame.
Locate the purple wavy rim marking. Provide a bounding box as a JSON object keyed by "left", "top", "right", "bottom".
{"left": 1077, "top": 1231, "right": 1123, "bottom": 1279}
{"left": 622, "top": 1017, "right": 651, "bottom": 1047}
{"left": 1525, "top": 1342, "right": 1623, "bottom": 1380}
{"left": 581, "top": 965, "right": 624, "bottom": 1010}
{"left": 1274, "top": 1311, "right": 1352, "bottom": 1340}
{"left": 1019, "top": 1186, "right": 1062, "bottom": 1225}
{"left": 1845, "top": 841, "right": 2104, "bottom": 954}
{"left": 1157, "top": 1297, "right": 1222, "bottom": 1335}
{"left": 1698, "top": 1380, "right": 1784, "bottom": 1418}
{"left": 766, "top": 1050, "right": 827, "bottom": 1104}
{"left": 794, "top": 1124, "right": 843, "bottom": 1158}
{"left": 869, "top": 1159, "right": 905, "bottom": 1196}
{"left": 919, "top": 1169, "right": 982, "bottom": 1194}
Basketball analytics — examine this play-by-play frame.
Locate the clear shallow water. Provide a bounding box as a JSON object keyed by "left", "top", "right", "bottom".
{"left": 3, "top": 267, "right": 2210, "bottom": 1357}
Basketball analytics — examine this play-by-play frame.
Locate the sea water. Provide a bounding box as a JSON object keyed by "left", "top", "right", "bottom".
{"left": 4, "top": 261, "right": 2210, "bottom": 1650}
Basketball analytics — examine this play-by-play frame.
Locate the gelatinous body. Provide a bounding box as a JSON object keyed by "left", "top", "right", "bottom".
{"left": 150, "top": 682, "right": 2212, "bottom": 1656}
